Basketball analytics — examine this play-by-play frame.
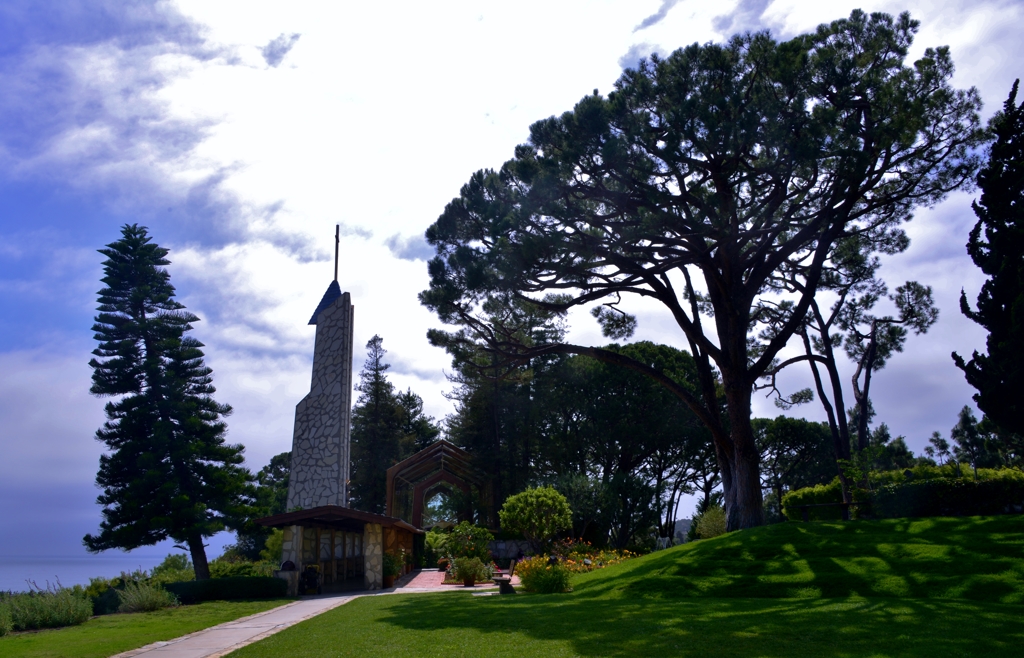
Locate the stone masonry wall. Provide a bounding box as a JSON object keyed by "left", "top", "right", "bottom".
{"left": 287, "top": 292, "right": 354, "bottom": 510}
{"left": 363, "top": 523, "right": 383, "bottom": 590}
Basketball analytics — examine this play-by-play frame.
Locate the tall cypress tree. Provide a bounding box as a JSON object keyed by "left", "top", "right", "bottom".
{"left": 349, "top": 335, "right": 407, "bottom": 514}
{"left": 84, "top": 224, "right": 253, "bottom": 579}
{"left": 953, "top": 81, "right": 1024, "bottom": 437}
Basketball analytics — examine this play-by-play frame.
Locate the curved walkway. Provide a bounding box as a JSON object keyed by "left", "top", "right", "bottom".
{"left": 111, "top": 570, "right": 520, "bottom": 658}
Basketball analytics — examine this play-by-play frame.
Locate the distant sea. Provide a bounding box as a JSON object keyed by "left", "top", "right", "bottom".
{"left": 0, "top": 555, "right": 171, "bottom": 593}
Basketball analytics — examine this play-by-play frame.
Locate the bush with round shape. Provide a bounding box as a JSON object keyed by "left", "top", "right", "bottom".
{"left": 515, "top": 556, "right": 572, "bottom": 593}
{"left": 499, "top": 486, "right": 572, "bottom": 552}
{"left": 694, "top": 505, "right": 727, "bottom": 539}
{"left": 117, "top": 581, "right": 178, "bottom": 613}
{"left": 452, "top": 556, "right": 490, "bottom": 584}
{"left": 446, "top": 522, "right": 494, "bottom": 560}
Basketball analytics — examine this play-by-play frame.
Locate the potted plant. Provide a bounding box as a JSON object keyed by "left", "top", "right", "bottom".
{"left": 382, "top": 550, "right": 403, "bottom": 588}
{"left": 452, "top": 556, "right": 489, "bottom": 587}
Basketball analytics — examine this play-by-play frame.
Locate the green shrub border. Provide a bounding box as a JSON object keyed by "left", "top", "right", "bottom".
{"left": 162, "top": 576, "right": 286, "bottom": 604}
{"left": 783, "top": 469, "right": 1024, "bottom": 520}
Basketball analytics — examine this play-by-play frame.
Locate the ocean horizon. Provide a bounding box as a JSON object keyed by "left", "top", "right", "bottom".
{"left": 0, "top": 555, "right": 177, "bottom": 593}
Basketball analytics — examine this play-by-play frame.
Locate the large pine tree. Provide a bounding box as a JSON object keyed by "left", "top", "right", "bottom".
{"left": 349, "top": 335, "right": 439, "bottom": 514}
{"left": 953, "top": 81, "right": 1024, "bottom": 438}
{"left": 84, "top": 224, "right": 253, "bottom": 579}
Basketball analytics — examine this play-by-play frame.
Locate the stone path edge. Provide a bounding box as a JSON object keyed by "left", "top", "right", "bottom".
{"left": 107, "top": 598, "right": 350, "bottom": 658}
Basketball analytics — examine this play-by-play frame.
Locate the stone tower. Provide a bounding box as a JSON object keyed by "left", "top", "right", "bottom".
{"left": 285, "top": 279, "right": 354, "bottom": 510}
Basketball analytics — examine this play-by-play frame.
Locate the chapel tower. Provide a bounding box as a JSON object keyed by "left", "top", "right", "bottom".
{"left": 285, "top": 227, "right": 354, "bottom": 509}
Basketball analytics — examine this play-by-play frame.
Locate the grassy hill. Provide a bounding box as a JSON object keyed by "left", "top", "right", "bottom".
{"left": 229, "top": 516, "right": 1024, "bottom": 658}
{"left": 574, "top": 515, "right": 1024, "bottom": 603}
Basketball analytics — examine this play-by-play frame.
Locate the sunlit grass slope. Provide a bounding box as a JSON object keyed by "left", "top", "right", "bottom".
{"left": 573, "top": 515, "right": 1024, "bottom": 603}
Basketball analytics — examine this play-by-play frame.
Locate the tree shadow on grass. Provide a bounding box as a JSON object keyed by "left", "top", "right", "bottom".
{"left": 569, "top": 516, "right": 1024, "bottom": 604}
{"left": 376, "top": 592, "right": 1020, "bottom": 657}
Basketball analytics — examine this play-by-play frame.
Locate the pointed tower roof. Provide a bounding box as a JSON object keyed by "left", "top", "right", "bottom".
{"left": 308, "top": 280, "right": 342, "bottom": 325}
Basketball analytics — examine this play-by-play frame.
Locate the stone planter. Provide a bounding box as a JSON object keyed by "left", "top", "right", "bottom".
{"left": 462, "top": 577, "right": 476, "bottom": 587}
{"left": 383, "top": 575, "right": 395, "bottom": 588}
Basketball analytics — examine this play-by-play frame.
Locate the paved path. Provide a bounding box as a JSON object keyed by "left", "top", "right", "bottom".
{"left": 111, "top": 569, "right": 519, "bottom": 657}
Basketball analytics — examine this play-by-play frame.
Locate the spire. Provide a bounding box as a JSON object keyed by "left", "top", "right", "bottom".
{"left": 309, "top": 225, "right": 343, "bottom": 324}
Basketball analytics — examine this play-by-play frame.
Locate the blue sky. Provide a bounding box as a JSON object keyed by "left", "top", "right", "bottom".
{"left": 1, "top": 0, "right": 1022, "bottom": 559}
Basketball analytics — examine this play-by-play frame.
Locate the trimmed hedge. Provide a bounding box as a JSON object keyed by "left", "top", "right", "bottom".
{"left": 781, "top": 480, "right": 872, "bottom": 520}
{"left": 873, "top": 478, "right": 1024, "bottom": 518}
{"left": 163, "top": 576, "right": 287, "bottom": 604}
{"left": 783, "top": 469, "right": 1024, "bottom": 521}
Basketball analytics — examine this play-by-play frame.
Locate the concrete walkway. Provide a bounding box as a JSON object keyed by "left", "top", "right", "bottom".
{"left": 109, "top": 596, "right": 355, "bottom": 658}
{"left": 110, "top": 569, "right": 519, "bottom": 658}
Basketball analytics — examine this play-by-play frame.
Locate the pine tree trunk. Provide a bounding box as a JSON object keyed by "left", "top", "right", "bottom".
{"left": 719, "top": 380, "right": 765, "bottom": 531}
{"left": 189, "top": 535, "right": 211, "bottom": 580}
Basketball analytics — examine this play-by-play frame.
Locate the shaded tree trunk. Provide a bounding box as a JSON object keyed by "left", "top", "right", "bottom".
{"left": 189, "top": 534, "right": 211, "bottom": 580}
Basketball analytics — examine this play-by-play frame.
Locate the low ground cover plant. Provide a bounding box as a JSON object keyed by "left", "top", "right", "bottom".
{"left": 548, "top": 539, "right": 635, "bottom": 573}
{"left": 0, "top": 583, "right": 93, "bottom": 632}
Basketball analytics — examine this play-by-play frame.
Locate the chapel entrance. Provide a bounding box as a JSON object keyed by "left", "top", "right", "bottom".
{"left": 385, "top": 440, "right": 491, "bottom": 529}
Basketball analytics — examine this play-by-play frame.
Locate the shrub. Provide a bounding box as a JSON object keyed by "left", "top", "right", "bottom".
{"left": 382, "top": 550, "right": 405, "bottom": 578}
{"left": 117, "top": 580, "right": 178, "bottom": 613}
{"left": 516, "top": 557, "right": 572, "bottom": 593}
{"left": 694, "top": 505, "right": 727, "bottom": 539}
{"left": 499, "top": 487, "right": 572, "bottom": 552}
{"left": 781, "top": 479, "right": 844, "bottom": 520}
{"left": 548, "top": 538, "right": 635, "bottom": 573}
{"left": 2, "top": 584, "right": 92, "bottom": 631}
{"left": 163, "top": 576, "right": 287, "bottom": 604}
{"left": 424, "top": 528, "right": 449, "bottom": 565}
{"left": 261, "top": 529, "right": 284, "bottom": 563}
{"left": 0, "top": 601, "right": 12, "bottom": 637}
{"left": 873, "top": 477, "right": 1024, "bottom": 518}
{"left": 208, "top": 559, "right": 275, "bottom": 579}
{"left": 452, "top": 557, "right": 490, "bottom": 583}
{"left": 84, "top": 577, "right": 122, "bottom": 616}
{"left": 446, "top": 522, "right": 494, "bottom": 561}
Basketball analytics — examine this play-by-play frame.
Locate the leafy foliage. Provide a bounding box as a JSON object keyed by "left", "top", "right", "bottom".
{"left": 117, "top": 581, "right": 178, "bottom": 613}
{"left": 162, "top": 577, "right": 287, "bottom": 604}
{"left": 349, "top": 335, "right": 440, "bottom": 513}
{"left": 515, "top": 557, "right": 572, "bottom": 593}
{"left": 444, "top": 522, "right": 494, "bottom": 561}
{"left": 382, "top": 550, "right": 405, "bottom": 578}
{"left": 0, "top": 584, "right": 93, "bottom": 632}
{"left": 694, "top": 506, "right": 727, "bottom": 539}
{"left": 84, "top": 224, "right": 254, "bottom": 578}
{"left": 955, "top": 81, "right": 1024, "bottom": 440}
{"left": 421, "top": 10, "right": 984, "bottom": 530}
{"left": 499, "top": 486, "right": 572, "bottom": 552}
{"left": 451, "top": 557, "right": 490, "bottom": 582}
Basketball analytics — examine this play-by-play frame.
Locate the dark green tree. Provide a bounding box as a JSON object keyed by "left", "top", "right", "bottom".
{"left": 753, "top": 416, "right": 834, "bottom": 516}
{"left": 950, "top": 405, "right": 1003, "bottom": 479}
{"left": 84, "top": 224, "right": 253, "bottom": 579}
{"left": 349, "top": 336, "right": 439, "bottom": 513}
{"left": 227, "top": 452, "right": 291, "bottom": 560}
{"left": 421, "top": 11, "right": 983, "bottom": 529}
{"left": 953, "top": 81, "right": 1024, "bottom": 441}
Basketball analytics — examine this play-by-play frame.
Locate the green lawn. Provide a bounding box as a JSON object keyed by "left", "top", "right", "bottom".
{"left": 0, "top": 598, "right": 291, "bottom": 658}
{"left": 230, "top": 516, "right": 1024, "bottom": 657}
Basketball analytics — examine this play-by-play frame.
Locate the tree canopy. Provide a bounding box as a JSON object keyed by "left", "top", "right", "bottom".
{"left": 349, "top": 335, "right": 441, "bottom": 514}
{"left": 84, "top": 224, "right": 253, "bottom": 579}
{"left": 954, "top": 80, "right": 1024, "bottom": 440}
{"left": 421, "top": 11, "right": 983, "bottom": 529}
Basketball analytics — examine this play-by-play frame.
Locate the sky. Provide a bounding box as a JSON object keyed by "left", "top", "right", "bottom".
{"left": 0, "top": 0, "right": 1021, "bottom": 560}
